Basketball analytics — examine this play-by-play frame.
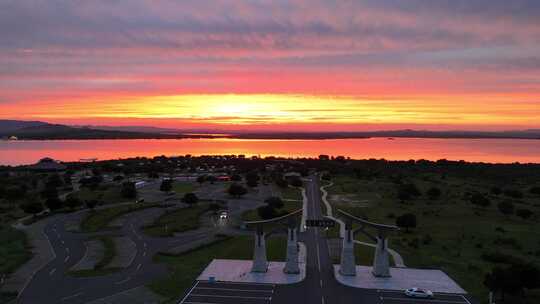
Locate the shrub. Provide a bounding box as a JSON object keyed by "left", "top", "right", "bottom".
{"left": 426, "top": 187, "right": 442, "bottom": 200}
{"left": 396, "top": 213, "right": 417, "bottom": 232}
{"left": 470, "top": 192, "right": 490, "bottom": 207}
{"left": 497, "top": 200, "right": 515, "bottom": 216}
{"left": 503, "top": 189, "right": 524, "bottom": 199}
{"left": 516, "top": 208, "right": 534, "bottom": 219}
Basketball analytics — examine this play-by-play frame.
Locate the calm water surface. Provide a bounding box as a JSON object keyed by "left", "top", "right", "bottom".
{"left": 0, "top": 138, "right": 539, "bottom": 165}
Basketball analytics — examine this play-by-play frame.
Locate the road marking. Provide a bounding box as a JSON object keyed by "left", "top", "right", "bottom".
{"left": 179, "top": 281, "right": 199, "bottom": 304}
{"left": 136, "top": 263, "right": 142, "bottom": 271}
{"left": 61, "top": 240, "right": 65, "bottom": 245}
{"left": 195, "top": 287, "right": 273, "bottom": 293}
{"left": 319, "top": 279, "right": 323, "bottom": 287}
{"left": 49, "top": 268, "right": 56, "bottom": 276}
{"left": 460, "top": 295, "right": 472, "bottom": 304}
{"left": 322, "top": 296, "right": 325, "bottom": 304}
{"left": 189, "top": 294, "right": 271, "bottom": 300}
{"left": 144, "top": 242, "right": 147, "bottom": 248}
{"left": 64, "top": 255, "right": 70, "bottom": 263}
{"left": 315, "top": 230, "right": 322, "bottom": 273}
{"left": 61, "top": 291, "right": 83, "bottom": 301}
{"left": 65, "top": 247, "right": 70, "bottom": 254}
{"left": 115, "top": 276, "right": 131, "bottom": 284}
{"left": 143, "top": 250, "right": 147, "bottom": 257}
{"left": 381, "top": 297, "right": 468, "bottom": 304}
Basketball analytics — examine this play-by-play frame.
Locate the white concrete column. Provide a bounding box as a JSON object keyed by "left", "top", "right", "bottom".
{"left": 372, "top": 236, "right": 391, "bottom": 277}
{"left": 284, "top": 227, "right": 300, "bottom": 274}
{"left": 339, "top": 227, "right": 356, "bottom": 276}
{"left": 251, "top": 229, "right": 268, "bottom": 273}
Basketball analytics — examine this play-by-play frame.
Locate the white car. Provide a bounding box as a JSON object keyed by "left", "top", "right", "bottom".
{"left": 405, "top": 288, "right": 434, "bottom": 298}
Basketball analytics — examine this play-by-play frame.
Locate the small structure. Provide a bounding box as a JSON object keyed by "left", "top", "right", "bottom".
{"left": 26, "top": 157, "right": 66, "bottom": 171}
{"left": 244, "top": 209, "right": 303, "bottom": 274}
{"left": 336, "top": 209, "right": 398, "bottom": 277}
{"left": 8, "top": 136, "right": 18, "bottom": 141}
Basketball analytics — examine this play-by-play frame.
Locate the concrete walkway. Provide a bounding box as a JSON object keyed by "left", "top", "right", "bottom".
{"left": 319, "top": 180, "right": 406, "bottom": 268}
{"left": 197, "top": 243, "right": 307, "bottom": 284}
{"left": 334, "top": 265, "right": 466, "bottom": 294}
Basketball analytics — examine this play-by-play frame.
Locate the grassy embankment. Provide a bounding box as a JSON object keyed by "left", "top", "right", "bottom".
{"left": 327, "top": 174, "right": 540, "bottom": 303}
{"left": 148, "top": 236, "right": 286, "bottom": 303}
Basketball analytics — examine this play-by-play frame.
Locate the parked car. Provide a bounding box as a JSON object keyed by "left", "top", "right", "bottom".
{"left": 404, "top": 288, "right": 434, "bottom": 298}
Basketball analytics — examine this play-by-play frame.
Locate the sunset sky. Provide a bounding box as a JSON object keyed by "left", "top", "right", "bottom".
{"left": 1, "top": 1, "right": 539, "bottom": 131}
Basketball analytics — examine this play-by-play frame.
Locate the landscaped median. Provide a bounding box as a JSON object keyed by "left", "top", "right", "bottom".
{"left": 69, "top": 235, "right": 120, "bottom": 277}
{"left": 143, "top": 204, "right": 208, "bottom": 237}
{"left": 80, "top": 203, "right": 161, "bottom": 232}
{"left": 148, "top": 235, "right": 286, "bottom": 302}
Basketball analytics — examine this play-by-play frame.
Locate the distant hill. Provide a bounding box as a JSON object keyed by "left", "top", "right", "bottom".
{"left": 0, "top": 120, "right": 48, "bottom": 133}
{"left": 2, "top": 120, "right": 539, "bottom": 140}
{"left": 0, "top": 120, "right": 188, "bottom": 140}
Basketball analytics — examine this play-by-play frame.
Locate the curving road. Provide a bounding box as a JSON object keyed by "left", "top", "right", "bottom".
{"left": 18, "top": 206, "right": 207, "bottom": 304}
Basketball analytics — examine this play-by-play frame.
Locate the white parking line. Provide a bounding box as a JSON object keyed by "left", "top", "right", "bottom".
{"left": 64, "top": 255, "right": 70, "bottom": 263}
{"left": 195, "top": 287, "right": 273, "bottom": 293}
{"left": 179, "top": 281, "right": 199, "bottom": 304}
{"left": 136, "top": 263, "right": 142, "bottom": 271}
{"left": 382, "top": 297, "right": 468, "bottom": 304}
{"left": 189, "top": 294, "right": 271, "bottom": 300}
{"left": 49, "top": 268, "right": 56, "bottom": 276}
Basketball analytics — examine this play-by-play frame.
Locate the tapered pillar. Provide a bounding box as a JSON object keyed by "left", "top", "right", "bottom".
{"left": 251, "top": 225, "right": 268, "bottom": 272}
{"left": 339, "top": 221, "right": 356, "bottom": 276}
{"left": 372, "top": 235, "right": 391, "bottom": 277}
{"left": 284, "top": 227, "right": 300, "bottom": 274}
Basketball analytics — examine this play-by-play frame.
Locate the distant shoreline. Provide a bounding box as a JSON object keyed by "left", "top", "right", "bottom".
{"left": 2, "top": 135, "right": 540, "bottom": 141}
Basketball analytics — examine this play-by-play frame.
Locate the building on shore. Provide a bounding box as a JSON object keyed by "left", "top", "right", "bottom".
{"left": 26, "top": 157, "right": 67, "bottom": 171}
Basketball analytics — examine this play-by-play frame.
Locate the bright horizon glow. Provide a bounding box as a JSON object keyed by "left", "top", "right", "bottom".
{"left": 1, "top": 1, "right": 540, "bottom": 131}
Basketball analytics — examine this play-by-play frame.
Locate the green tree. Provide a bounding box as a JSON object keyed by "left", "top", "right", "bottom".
{"left": 470, "top": 192, "right": 491, "bottom": 207}
{"left": 426, "top": 187, "right": 441, "bottom": 200}
{"left": 257, "top": 205, "right": 276, "bottom": 220}
{"left": 45, "top": 197, "right": 63, "bottom": 211}
{"left": 121, "top": 182, "right": 137, "bottom": 199}
{"left": 516, "top": 208, "right": 534, "bottom": 219}
{"left": 160, "top": 179, "right": 173, "bottom": 192}
{"left": 20, "top": 202, "right": 44, "bottom": 216}
{"left": 182, "top": 192, "right": 199, "bottom": 207}
{"left": 85, "top": 200, "right": 98, "bottom": 211}
{"left": 228, "top": 183, "right": 247, "bottom": 198}
{"left": 498, "top": 200, "right": 515, "bottom": 216}
{"left": 289, "top": 177, "right": 303, "bottom": 188}
{"left": 65, "top": 194, "right": 82, "bottom": 210}
{"left": 265, "top": 196, "right": 284, "bottom": 209}
{"left": 396, "top": 213, "right": 417, "bottom": 232}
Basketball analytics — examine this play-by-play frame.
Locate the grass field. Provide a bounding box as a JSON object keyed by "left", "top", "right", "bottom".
{"left": 75, "top": 185, "right": 128, "bottom": 205}
{"left": 327, "top": 174, "right": 540, "bottom": 303}
{"left": 148, "top": 235, "right": 286, "bottom": 303}
{"left": 143, "top": 205, "right": 208, "bottom": 237}
{"left": 0, "top": 227, "right": 32, "bottom": 275}
{"left": 80, "top": 203, "right": 159, "bottom": 232}
{"left": 172, "top": 182, "right": 196, "bottom": 194}
{"left": 281, "top": 186, "right": 303, "bottom": 201}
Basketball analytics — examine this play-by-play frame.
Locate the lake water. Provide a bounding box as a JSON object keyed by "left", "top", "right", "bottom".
{"left": 0, "top": 138, "right": 539, "bottom": 165}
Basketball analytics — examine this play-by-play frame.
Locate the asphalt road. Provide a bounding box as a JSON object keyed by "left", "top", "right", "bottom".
{"left": 18, "top": 206, "right": 199, "bottom": 304}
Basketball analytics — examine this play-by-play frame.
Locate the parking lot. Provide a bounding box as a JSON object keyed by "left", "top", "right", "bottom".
{"left": 179, "top": 281, "right": 275, "bottom": 304}
{"left": 378, "top": 290, "right": 472, "bottom": 304}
